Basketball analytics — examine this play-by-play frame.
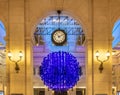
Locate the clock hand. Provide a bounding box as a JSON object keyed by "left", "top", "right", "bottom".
{"left": 58, "top": 34, "right": 64, "bottom": 37}
{"left": 58, "top": 34, "right": 64, "bottom": 38}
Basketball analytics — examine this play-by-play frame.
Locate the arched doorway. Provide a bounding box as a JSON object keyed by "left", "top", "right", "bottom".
{"left": 32, "top": 11, "right": 86, "bottom": 95}
{"left": 0, "top": 20, "right": 6, "bottom": 95}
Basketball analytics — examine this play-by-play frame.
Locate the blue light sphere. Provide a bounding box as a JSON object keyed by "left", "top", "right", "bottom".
{"left": 39, "top": 51, "right": 82, "bottom": 91}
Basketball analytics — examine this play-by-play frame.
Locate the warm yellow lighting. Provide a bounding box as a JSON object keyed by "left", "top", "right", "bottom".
{"left": 95, "top": 51, "right": 100, "bottom": 57}
{"left": 95, "top": 50, "right": 110, "bottom": 73}
{"left": 112, "top": 51, "right": 116, "bottom": 55}
{"left": 8, "top": 51, "right": 12, "bottom": 58}
{"left": 33, "top": 86, "right": 47, "bottom": 88}
{"left": 19, "top": 51, "right": 23, "bottom": 58}
{"left": 106, "top": 51, "right": 110, "bottom": 57}
{"left": 77, "top": 86, "right": 86, "bottom": 88}
{"left": 8, "top": 51, "right": 23, "bottom": 73}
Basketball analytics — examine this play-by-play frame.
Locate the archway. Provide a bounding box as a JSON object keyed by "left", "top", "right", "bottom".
{"left": 32, "top": 11, "right": 86, "bottom": 95}
{"left": 0, "top": 20, "right": 6, "bottom": 95}
{"left": 112, "top": 19, "right": 120, "bottom": 95}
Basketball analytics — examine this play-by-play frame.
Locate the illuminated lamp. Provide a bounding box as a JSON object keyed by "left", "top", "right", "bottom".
{"left": 39, "top": 51, "right": 82, "bottom": 91}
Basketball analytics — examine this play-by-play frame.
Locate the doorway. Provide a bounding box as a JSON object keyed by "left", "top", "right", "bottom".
{"left": 54, "top": 91, "right": 67, "bottom": 95}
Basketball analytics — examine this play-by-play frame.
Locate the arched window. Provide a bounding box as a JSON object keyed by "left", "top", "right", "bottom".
{"left": 0, "top": 20, "right": 6, "bottom": 94}
{"left": 34, "top": 13, "right": 85, "bottom": 52}
{"left": 112, "top": 19, "right": 120, "bottom": 48}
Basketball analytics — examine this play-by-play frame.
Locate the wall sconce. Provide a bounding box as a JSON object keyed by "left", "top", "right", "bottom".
{"left": 95, "top": 50, "right": 110, "bottom": 73}
{"left": 8, "top": 51, "right": 23, "bottom": 73}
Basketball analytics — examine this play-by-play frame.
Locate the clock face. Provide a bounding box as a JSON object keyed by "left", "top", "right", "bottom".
{"left": 52, "top": 30, "right": 67, "bottom": 45}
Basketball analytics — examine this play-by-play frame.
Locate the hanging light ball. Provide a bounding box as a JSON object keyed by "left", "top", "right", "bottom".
{"left": 39, "top": 51, "right": 82, "bottom": 91}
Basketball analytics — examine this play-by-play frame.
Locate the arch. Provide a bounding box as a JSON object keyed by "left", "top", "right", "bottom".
{"left": 32, "top": 10, "right": 86, "bottom": 89}
{"left": 31, "top": 10, "right": 88, "bottom": 39}
{"left": 62, "top": 9, "right": 88, "bottom": 34}
{"left": 0, "top": 20, "right": 6, "bottom": 45}
{"left": 32, "top": 11, "right": 86, "bottom": 52}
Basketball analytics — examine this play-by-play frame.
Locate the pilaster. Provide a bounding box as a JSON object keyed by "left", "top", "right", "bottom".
{"left": 85, "top": 39, "right": 93, "bottom": 95}
{"left": 25, "top": 37, "right": 33, "bottom": 95}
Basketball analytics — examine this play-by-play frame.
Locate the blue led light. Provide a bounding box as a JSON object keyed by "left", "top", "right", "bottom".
{"left": 39, "top": 51, "right": 82, "bottom": 91}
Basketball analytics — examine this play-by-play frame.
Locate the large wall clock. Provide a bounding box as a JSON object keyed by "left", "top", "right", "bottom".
{"left": 52, "top": 29, "right": 67, "bottom": 46}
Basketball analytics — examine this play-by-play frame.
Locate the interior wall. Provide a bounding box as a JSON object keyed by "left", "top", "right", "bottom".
{"left": 0, "top": 0, "right": 119, "bottom": 95}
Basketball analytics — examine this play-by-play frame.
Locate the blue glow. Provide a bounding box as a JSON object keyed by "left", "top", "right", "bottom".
{"left": 112, "top": 20, "right": 120, "bottom": 48}
{"left": 36, "top": 14, "right": 83, "bottom": 52}
{"left": 39, "top": 51, "right": 82, "bottom": 91}
{"left": 0, "top": 21, "right": 6, "bottom": 45}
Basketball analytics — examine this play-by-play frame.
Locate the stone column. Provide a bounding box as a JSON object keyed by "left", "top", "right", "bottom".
{"left": 6, "top": 0, "right": 33, "bottom": 95}
{"left": 92, "top": 0, "right": 112, "bottom": 94}
{"left": 8, "top": 0, "right": 26, "bottom": 94}
{"left": 85, "top": 39, "right": 93, "bottom": 95}
{"left": 25, "top": 37, "right": 33, "bottom": 95}
{"left": 85, "top": 38, "right": 112, "bottom": 95}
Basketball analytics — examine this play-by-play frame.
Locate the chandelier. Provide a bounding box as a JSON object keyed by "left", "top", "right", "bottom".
{"left": 39, "top": 51, "right": 82, "bottom": 91}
